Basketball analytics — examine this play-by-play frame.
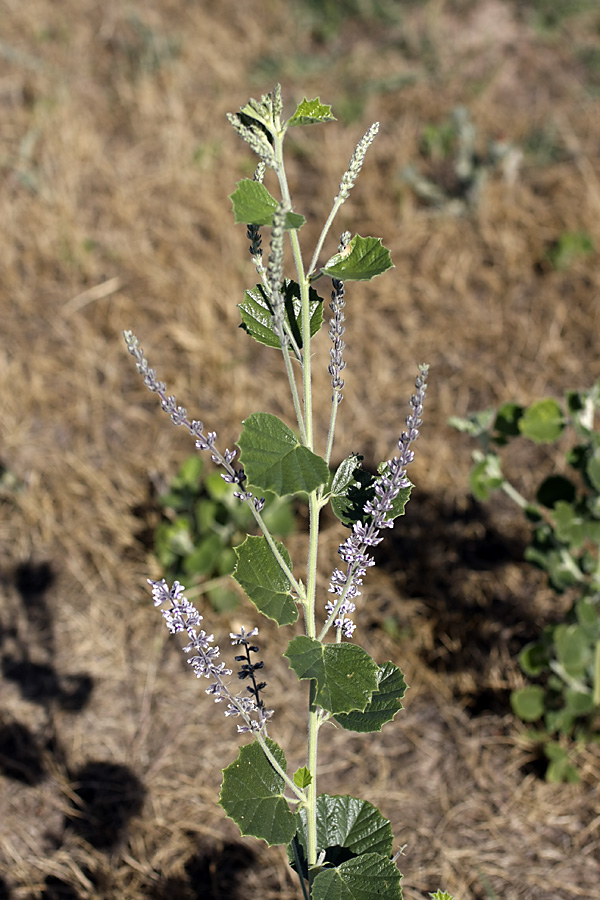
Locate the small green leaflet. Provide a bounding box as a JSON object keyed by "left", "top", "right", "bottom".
{"left": 230, "top": 179, "right": 305, "bottom": 230}
{"left": 321, "top": 235, "right": 393, "bottom": 281}
{"left": 284, "top": 635, "right": 379, "bottom": 715}
{"left": 288, "top": 97, "right": 336, "bottom": 126}
{"left": 293, "top": 766, "right": 312, "bottom": 788}
{"left": 238, "top": 280, "right": 323, "bottom": 350}
{"left": 237, "top": 413, "right": 329, "bottom": 497}
{"left": 233, "top": 535, "right": 298, "bottom": 626}
{"left": 219, "top": 739, "right": 296, "bottom": 846}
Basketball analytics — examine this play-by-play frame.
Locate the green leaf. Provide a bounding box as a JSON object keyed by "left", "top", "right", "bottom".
{"left": 519, "top": 642, "right": 549, "bottom": 677}
{"left": 547, "top": 230, "right": 594, "bottom": 270}
{"left": 293, "top": 766, "right": 312, "bottom": 788}
{"left": 238, "top": 413, "right": 329, "bottom": 497}
{"left": 292, "top": 794, "right": 395, "bottom": 879}
{"left": 233, "top": 535, "right": 298, "bottom": 625}
{"left": 448, "top": 408, "right": 495, "bottom": 437}
{"left": 430, "top": 893, "right": 454, "bottom": 900}
{"left": 288, "top": 97, "right": 336, "bottom": 126}
{"left": 586, "top": 451, "right": 600, "bottom": 492}
{"left": 330, "top": 455, "right": 411, "bottom": 528}
{"left": 469, "top": 453, "right": 504, "bottom": 501}
{"left": 183, "top": 532, "right": 224, "bottom": 577}
{"left": 494, "top": 402, "right": 524, "bottom": 438}
{"left": 335, "top": 662, "right": 407, "bottom": 732}
{"left": 554, "top": 624, "right": 591, "bottom": 677}
{"left": 575, "top": 597, "right": 600, "bottom": 634}
{"left": 564, "top": 688, "right": 595, "bottom": 716}
{"left": 553, "top": 501, "right": 586, "bottom": 548}
{"left": 510, "top": 685, "right": 545, "bottom": 722}
{"left": 284, "top": 635, "right": 379, "bottom": 715}
{"left": 238, "top": 280, "right": 323, "bottom": 349}
{"left": 543, "top": 742, "right": 580, "bottom": 783}
{"left": 518, "top": 398, "right": 564, "bottom": 443}
{"left": 219, "top": 738, "right": 296, "bottom": 846}
{"left": 312, "top": 852, "right": 402, "bottom": 900}
{"left": 321, "top": 235, "right": 393, "bottom": 282}
{"left": 230, "top": 179, "right": 305, "bottom": 230}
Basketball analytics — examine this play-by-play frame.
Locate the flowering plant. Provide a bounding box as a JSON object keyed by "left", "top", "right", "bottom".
{"left": 125, "top": 86, "right": 450, "bottom": 900}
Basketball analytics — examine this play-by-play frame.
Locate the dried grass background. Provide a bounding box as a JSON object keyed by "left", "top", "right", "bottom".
{"left": 1, "top": 1, "right": 600, "bottom": 898}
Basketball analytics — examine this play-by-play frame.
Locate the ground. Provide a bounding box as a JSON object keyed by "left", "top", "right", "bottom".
{"left": 1, "top": 1, "right": 599, "bottom": 898}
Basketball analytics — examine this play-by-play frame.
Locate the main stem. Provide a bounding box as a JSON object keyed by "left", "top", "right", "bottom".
{"left": 274, "top": 128, "right": 321, "bottom": 878}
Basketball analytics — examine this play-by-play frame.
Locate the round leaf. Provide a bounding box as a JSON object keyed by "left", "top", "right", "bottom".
{"left": 284, "top": 636, "right": 378, "bottom": 715}
{"left": 510, "top": 685, "right": 545, "bottom": 722}
{"left": 518, "top": 399, "right": 564, "bottom": 444}
{"left": 220, "top": 739, "right": 296, "bottom": 846}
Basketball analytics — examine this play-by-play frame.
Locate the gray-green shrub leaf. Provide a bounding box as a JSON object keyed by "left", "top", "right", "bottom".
{"left": 284, "top": 636, "right": 378, "bottom": 715}
{"left": 511, "top": 685, "right": 545, "bottom": 722}
{"left": 288, "top": 97, "right": 336, "bottom": 126}
{"left": 220, "top": 739, "right": 296, "bottom": 846}
{"left": 519, "top": 399, "right": 564, "bottom": 443}
{"left": 238, "top": 413, "right": 329, "bottom": 497}
{"left": 238, "top": 280, "right": 323, "bottom": 349}
{"left": 233, "top": 535, "right": 298, "bottom": 625}
{"left": 335, "top": 662, "right": 406, "bottom": 732}
{"left": 321, "top": 235, "right": 393, "bottom": 282}
{"left": 230, "top": 179, "right": 305, "bottom": 229}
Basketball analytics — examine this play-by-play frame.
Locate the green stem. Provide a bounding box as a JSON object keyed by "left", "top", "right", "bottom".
{"left": 249, "top": 504, "right": 306, "bottom": 604}
{"left": 274, "top": 131, "right": 313, "bottom": 450}
{"left": 280, "top": 338, "right": 308, "bottom": 445}
{"left": 593, "top": 639, "right": 600, "bottom": 707}
{"left": 255, "top": 731, "right": 307, "bottom": 804}
{"left": 306, "top": 680, "right": 320, "bottom": 876}
{"left": 308, "top": 195, "right": 345, "bottom": 280}
{"left": 324, "top": 392, "right": 340, "bottom": 467}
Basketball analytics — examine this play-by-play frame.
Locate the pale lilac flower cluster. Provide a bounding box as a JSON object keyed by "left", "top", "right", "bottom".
{"left": 148, "top": 579, "right": 273, "bottom": 733}
{"left": 326, "top": 364, "right": 429, "bottom": 638}
{"left": 123, "top": 331, "right": 265, "bottom": 513}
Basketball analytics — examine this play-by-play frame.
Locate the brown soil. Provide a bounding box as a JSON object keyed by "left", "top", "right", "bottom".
{"left": 1, "top": 1, "right": 599, "bottom": 898}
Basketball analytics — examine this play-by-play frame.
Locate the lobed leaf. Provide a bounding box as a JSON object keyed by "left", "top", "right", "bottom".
{"left": 233, "top": 535, "right": 298, "bottom": 625}
{"left": 312, "top": 852, "right": 402, "bottom": 900}
{"left": 288, "top": 97, "right": 336, "bottom": 126}
{"left": 284, "top": 635, "right": 378, "bottom": 715}
{"left": 238, "top": 413, "right": 329, "bottom": 497}
{"left": 230, "top": 179, "right": 305, "bottom": 229}
{"left": 291, "top": 794, "right": 395, "bottom": 880}
{"left": 219, "top": 739, "right": 296, "bottom": 846}
{"left": 334, "top": 662, "right": 407, "bottom": 732}
{"left": 321, "top": 235, "right": 393, "bottom": 282}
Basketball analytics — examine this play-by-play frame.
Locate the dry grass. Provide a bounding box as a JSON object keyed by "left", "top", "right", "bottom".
{"left": 1, "top": 1, "right": 600, "bottom": 898}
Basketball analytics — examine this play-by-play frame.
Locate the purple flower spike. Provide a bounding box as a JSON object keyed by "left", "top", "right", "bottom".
{"left": 325, "top": 364, "right": 428, "bottom": 639}
{"left": 147, "top": 578, "right": 273, "bottom": 733}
